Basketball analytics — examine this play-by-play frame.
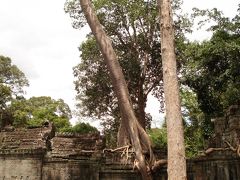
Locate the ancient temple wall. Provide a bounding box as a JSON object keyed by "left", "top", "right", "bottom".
{"left": 0, "top": 154, "right": 43, "bottom": 180}
{"left": 188, "top": 156, "right": 240, "bottom": 180}
{"left": 42, "top": 158, "right": 100, "bottom": 180}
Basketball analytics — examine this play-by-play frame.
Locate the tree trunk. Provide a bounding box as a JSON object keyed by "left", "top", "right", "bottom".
{"left": 158, "top": 0, "right": 187, "bottom": 179}
{"left": 117, "top": 117, "right": 130, "bottom": 146}
{"left": 79, "top": 0, "right": 154, "bottom": 179}
{"left": 137, "top": 86, "right": 146, "bottom": 129}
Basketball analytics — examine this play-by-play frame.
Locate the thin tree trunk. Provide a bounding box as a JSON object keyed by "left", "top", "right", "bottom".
{"left": 158, "top": 0, "right": 187, "bottom": 179}
{"left": 137, "top": 86, "right": 146, "bottom": 129}
{"left": 79, "top": 0, "right": 154, "bottom": 179}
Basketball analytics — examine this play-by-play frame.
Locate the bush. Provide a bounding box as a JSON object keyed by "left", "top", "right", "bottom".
{"left": 61, "top": 122, "right": 99, "bottom": 134}
{"left": 148, "top": 128, "right": 167, "bottom": 150}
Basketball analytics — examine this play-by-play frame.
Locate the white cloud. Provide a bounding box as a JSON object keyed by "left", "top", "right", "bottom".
{"left": 182, "top": 0, "right": 239, "bottom": 41}
{"left": 146, "top": 95, "right": 165, "bottom": 128}
{"left": 0, "top": 0, "right": 89, "bottom": 120}
{"left": 183, "top": 0, "right": 238, "bottom": 17}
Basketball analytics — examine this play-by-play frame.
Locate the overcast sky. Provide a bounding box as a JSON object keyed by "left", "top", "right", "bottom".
{"left": 0, "top": 0, "right": 238, "bottom": 127}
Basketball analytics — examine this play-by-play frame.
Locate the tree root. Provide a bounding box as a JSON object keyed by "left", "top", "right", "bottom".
{"left": 103, "top": 144, "right": 156, "bottom": 172}
{"left": 204, "top": 147, "right": 228, "bottom": 155}
{"left": 225, "top": 141, "right": 240, "bottom": 157}
{"left": 103, "top": 145, "right": 133, "bottom": 164}
{"left": 103, "top": 145, "right": 131, "bottom": 153}
{"left": 151, "top": 159, "right": 168, "bottom": 172}
{"left": 136, "top": 122, "right": 155, "bottom": 167}
{"left": 121, "top": 145, "right": 131, "bottom": 164}
{"left": 133, "top": 159, "right": 151, "bottom": 176}
{"left": 204, "top": 141, "right": 240, "bottom": 157}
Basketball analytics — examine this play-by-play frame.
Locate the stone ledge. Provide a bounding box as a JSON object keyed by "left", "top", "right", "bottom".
{"left": 0, "top": 148, "right": 46, "bottom": 155}
{"left": 55, "top": 132, "right": 101, "bottom": 138}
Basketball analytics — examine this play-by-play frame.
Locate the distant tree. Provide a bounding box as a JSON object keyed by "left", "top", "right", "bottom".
{"left": 11, "top": 96, "right": 72, "bottom": 131}
{"left": 61, "top": 122, "right": 98, "bottom": 134}
{"left": 0, "top": 55, "right": 29, "bottom": 127}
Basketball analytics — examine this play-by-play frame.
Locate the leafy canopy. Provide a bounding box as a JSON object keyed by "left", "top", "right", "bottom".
{"left": 180, "top": 6, "right": 240, "bottom": 148}
{"left": 66, "top": 0, "right": 191, "bottom": 127}
{"left": 183, "top": 6, "right": 240, "bottom": 117}
{"left": 11, "top": 96, "right": 72, "bottom": 131}
{"left": 61, "top": 122, "right": 98, "bottom": 134}
{"left": 0, "top": 55, "right": 29, "bottom": 127}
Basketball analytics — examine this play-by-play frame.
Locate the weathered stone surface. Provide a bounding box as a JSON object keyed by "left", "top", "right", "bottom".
{"left": 187, "top": 157, "right": 240, "bottom": 180}
{"left": 0, "top": 155, "right": 43, "bottom": 180}
{"left": 42, "top": 158, "right": 100, "bottom": 180}
{"left": 209, "top": 105, "right": 240, "bottom": 149}
{"left": 0, "top": 127, "right": 50, "bottom": 152}
{"left": 51, "top": 132, "right": 105, "bottom": 157}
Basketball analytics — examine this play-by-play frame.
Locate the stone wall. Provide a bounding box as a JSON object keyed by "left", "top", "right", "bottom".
{"left": 0, "top": 126, "right": 46, "bottom": 180}
{"left": 42, "top": 132, "right": 103, "bottom": 180}
{"left": 0, "top": 154, "right": 43, "bottom": 180}
{"left": 42, "top": 158, "right": 100, "bottom": 180}
{"left": 187, "top": 153, "right": 240, "bottom": 180}
{"left": 210, "top": 105, "right": 240, "bottom": 149}
{"left": 51, "top": 132, "right": 105, "bottom": 157}
{"left": 0, "top": 128, "right": 46, "bottom": 150}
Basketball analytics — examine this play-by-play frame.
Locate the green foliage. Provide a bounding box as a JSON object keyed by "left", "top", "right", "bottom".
{"left": 71, "top": 0, "right": 163, "bottom": 136}
{"left": 180, "top": 86, "right": 212, "bottom": 157}
{"left": 148, "top": 128, "right": 167, "bottom": 150}
{"left": 10, "top": 96, "right": 31, "bottom": 127}
{"left": 184, "top": 126, "right": 205, "bottom": 158}
{"left": 11, "top": 96, "right": 72, "bottom": 131}
{"left": 191, "top": 4, "right": 240, "bottom": 33}
{"left": 0, "top": 55, "right": 29, "bottom": 127}
{"left": 180, "top": 87, "right": 204, "bottom": 124}
{"left": 180, "top": 88, "right": 205, "bottom": 157}
{"left": 181, "top": 7, "right": 240, "bottom": 142}
{"left": 61, "top": 122, "right": 98, "bottom": 134}
{"left": 183, "top": 26, "right": 240, "bottom": 116}
{"left": 0, "top": 56, "right": 29, "bottom": 95}
{"left": 148, "top": 125, "right": 205, "bottom": 158}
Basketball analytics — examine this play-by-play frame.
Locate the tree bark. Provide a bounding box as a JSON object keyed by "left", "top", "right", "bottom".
{"left": 137, "top": 85, "right": 147, "bottom": 129}
{"left": 158, "top": 0, "right": 187, "bottom": 179}
{"left": 79, "top": 0, "right": 154, "bottom": 179}
{"left": 117, "top": 117, "right": 130, "bottom": 146}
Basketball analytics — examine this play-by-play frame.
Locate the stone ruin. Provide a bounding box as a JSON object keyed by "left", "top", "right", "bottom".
{"left": 186, "top": 105, "right": 240, "bottom": 180}
{"left": 209, "top": 105, "right": 240, "bottom": 150}
{"left": 0, "top": 106, "right": 239, "bottom": 180}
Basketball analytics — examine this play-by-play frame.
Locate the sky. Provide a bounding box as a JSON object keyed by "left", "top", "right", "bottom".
{"left": 0, "top": 0, "right": 238, "bottom": 128}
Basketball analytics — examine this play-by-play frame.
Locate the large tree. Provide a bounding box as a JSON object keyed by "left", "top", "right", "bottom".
{"left": 158, "top": 0, "right": 186, "bottom": 179}
{"left": 78, "top": 0, "right": 155, "bottom": 179}
{"left": 68, "top": 0, "right": 164, "bottom": 130}
{"left": 0, "top": 55, "right": 29, "bottom": 127}
{"left": 66, "top": 0, "right": 191, "bottom": 139}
